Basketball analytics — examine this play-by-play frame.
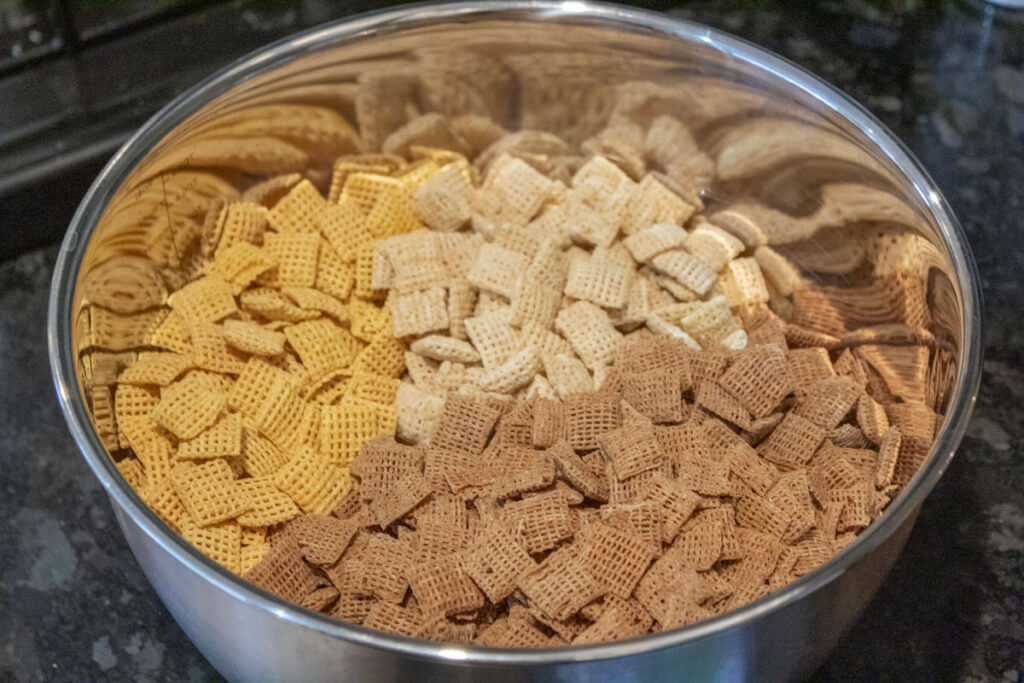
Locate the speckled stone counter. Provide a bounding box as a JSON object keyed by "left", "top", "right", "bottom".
{"left": 1, "top": 2, "right": 1022, "bottom": 681}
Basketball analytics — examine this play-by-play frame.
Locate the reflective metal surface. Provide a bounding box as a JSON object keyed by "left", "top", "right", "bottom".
{"left": 48, "top": 2, "right": 982, "bottom": 681}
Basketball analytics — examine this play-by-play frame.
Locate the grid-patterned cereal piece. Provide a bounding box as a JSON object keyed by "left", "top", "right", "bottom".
{"left": 328, "top": 160, "right": 392, "bottom": 204}
{"left": 180, "top": 516, "right": 242, "bottom": 573}
{"left": 267, "top": 179, "right": 326, "bottom": 233}
{"left": 149, "top": 311, "right": 192, "bottom": 355}
{"left": 542, "top": 353, "right": 594, "bottom": 400}
{"left": 717, "top": 257, "right": 770, "bottom": 308}
{"left": 446, "top": 278, "right": 477, "bottom": 341}
{"left": 228, "top": 358, "right": 294, "bottom": 418}
{"left": 367, "top": 470, "right": 432, "bottom": 528}
{"left": 345, "top": 372, "right": 400, "bottom": 407}
{"left": 116, "top": 457, "right": 145, "bottom": 490}
{"left": 598, "top": 421, "right": 666, "bottom": 480}
{"left": 563, "top": 194, "right": 618, "bottom": 248}
{"left": 621, "top": 175, "right": 694, "bottom": 235}
{"left": 317, "top": 199, "right": 371, "bottom": 262}
{"left": 695, "top": 381, "right": 753, "bottom": 431}
{"left": 488, "top": 156, "right": 555, "bottom": 224}
{"left": 572, "top": 155, "right": 632, "bottom": 193}
{"left": 564, "top": 254, "right": 634, "bottom": 309}
{"left": 221, "top": 320, "right": 285, "bottom": 356}
{"left": 518, "top": 321, "right": 574, "bottom": 358}
{"left": 476, "top": 616, "right": 552, "bottom": 648}
{"left": 360, "top": 533, "right": 414, "bottom": 603}
{"left": 236, "top": 476, "right": 301, "bottom": 527}
{"left": 430, "top": 396, "right": 502, "bottom": 456}
{"left": 319, "top": 401, "right": 380, "bottom": 465}
{"left": 875, "top": 426, "right": 901, "bottom": 489}
{"left": 285, "top": 318, "right": 361, "bottom": 379}
{"left": 505, "top": 492, "right": 574, "bottom": 554}
{"left": 637, "top": 473, "right": 701, "bottom": 542}
{"left": 363, "top": 184, "right": 423, "bottom": 239}
{"left": 351, "top": 330, "right": 405, "bottom": 378}
{"left": 169, "top": 275, "right": 237, "bottom": 324}
{"left": 467, "top": 243, "right": 530, "bottom": 299}
{"left": 481, "top": 347, "right": 542, "bottom": 395}
{"left": 263, "top": 232, "right": 321, "bottom": 288}
{"left": 723, "top": 441, "right": 779, "bottom": 496}
{"left": 518, "top": 546, "right": 604, "bottom": 621}
{"left": 525, "top": 238, "right": 570, "bottom": 292}
{"left": 718, "top": 344, "right": 793, "bottom": 418}
{"left": 218, "top": 201, "right": 268, "bottom": 250}
{"left": 389, "top": 288, "right": 450, "bottom": 338}
{"left": 673, "top": 453, "right": 732, "bottom": 497}
{"left": 272, "top": 446, "right": 350, "bottom": 514}
{"left": 555, "top": 301, "right": 623, "bottom": 370}
{"left": 464, "top": 309, "right": 518, "bottom": 368}
{"left": 394, "top": 382, "right": 445, "bottom": 445}
{"left": 140, "top": 477, "right": 188, "bottom": 531}
{"left": 243, "top": 533, "right": 320, "bottom": 603}
{"left": 566, "top": 392, "right": 621, "bottom": 452}
{"left": 807, "top": 450, "right": 863, "bottom": 505}
{"left": 550, "top": 440, "right": 609, "bottom": 502}
{"left": 178, "top": 412, "right": 242, "bottom": 459}
{"left": 674, "top": 513, "right": 723, "bottom": 571}
{"left": 573, "top": 595, "right": 653, "bottom": 645}
{"left": 510, "top": 278, "right": 562, "bottom": 329}
{"left": 408, "top": 555, "right": 485, "bottom": 617}
{"left": 621, "top": 222, "right": 688, "bottom": 263}
{"left": 414, "top": 162, "right": 473, "bottom": 232}
{"left": 380, "top": 231, "right": 450, "bottom": 293}
{"left": 409, "top": 335, "right": 480, "bottom": 364}
{"left": 283, "top": 287, "right": 349, "bottom": 324}
{"left": 531, "top": 399, "right": 566, "bottom": 449}
{"left": 649, "top": 250, "right": 716, "bottom": 296}
{"left": 794, "top": 377, "right": 861, "bottom": 430}
{"left": 362, "top": 601, "right": 422, "bottom": 638}
{"left": 734, "top": 493, "right": 791, "bottom": 539}
{"left": 300, "top": 586, "right": 340, "bottom": 613}
{"left": 788, "top": 347, "right": 836, "bottom": 393}
{"left": 153, "top": 372, "right": 226, "bottom": 440}
{"left": 634, "top": 549, "right": 706, "bottom": 628}
{"left": 488, "top": 447, "right": 557, "bottom": 499}
{"left": 583, "top": 522, "right": 657, "bottom": 598}
{"left": 239, "top": 287, "right": 319, "bottom": 323}
{"left": 311, "top": 244, "right": 356, "bottom": 305}
{"left": 119, "top": 352, "right": 193, "bottom": 387}
{"left": 342, "top": 171, "right": 402, "bottom": 213}
{"left": 208, "top": 242, "right": 276, "bottom": 292}
{"left": 683, "top": 223, "right": 744, "bottom": 272}
{"left": 189, "top": 323, "right": 246, "bottom": 375}
{"left": 349, "top": 435, "right": 423, "bottom": 502}
{"left": 171, "top": 459, "right": 250, "bottom": 526}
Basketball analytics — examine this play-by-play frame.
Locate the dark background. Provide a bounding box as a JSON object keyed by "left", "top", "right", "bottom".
{"left": 1, "top": 1, "right": 1022, "bottom": 681}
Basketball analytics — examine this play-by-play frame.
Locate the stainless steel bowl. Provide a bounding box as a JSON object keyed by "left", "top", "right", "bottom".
{"left": 48, "top": 2, "right": 982, "bottom": 681}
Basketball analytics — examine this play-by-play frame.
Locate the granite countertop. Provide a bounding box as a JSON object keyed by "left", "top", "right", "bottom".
{"left": 1, "top": 2, "right": 1022, "bottom": 681}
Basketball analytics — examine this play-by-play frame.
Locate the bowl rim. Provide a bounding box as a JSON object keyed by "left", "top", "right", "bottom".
{"left": 48, "top": 0, "right": 983, "bottom": 666}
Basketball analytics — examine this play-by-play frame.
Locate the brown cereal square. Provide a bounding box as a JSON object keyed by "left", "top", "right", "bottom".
{"left": 598, "top": 421, "right": 666, "bottom": 480}
{"left": 565, "top": 393, "right": 622, "bottom": 452}
{"left": 408, "top": 555, "right": 485, "bottom": 617}
{"left": 463, "top": 521, "right": 536, "bottom": 602}
{"left": 622, "top": 368, "right": 684, "bottom": 424}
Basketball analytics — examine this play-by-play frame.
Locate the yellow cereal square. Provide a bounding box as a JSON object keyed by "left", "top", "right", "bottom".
{"left": 272, "top": 446, "right": 351, "bottom": 514}
{"left": 320, "top": 402, "right": 380, "bottom": 465}
{"left": 284, "top": 318, "right": 361, "bottom": 378}
{"left": 153, "top": 372, "right": 227, "bottom": 440}
{"left": 178, "top": 412, "right": 242, "bottom": 459}
{"left": 264, "top": 232, "right": 321, "bottom": 288}
{"left": 169, "top": 275, "right": 237, "bottom": 325}
{"left": 267, "top": 179, "right": 327, "bottom": 233}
